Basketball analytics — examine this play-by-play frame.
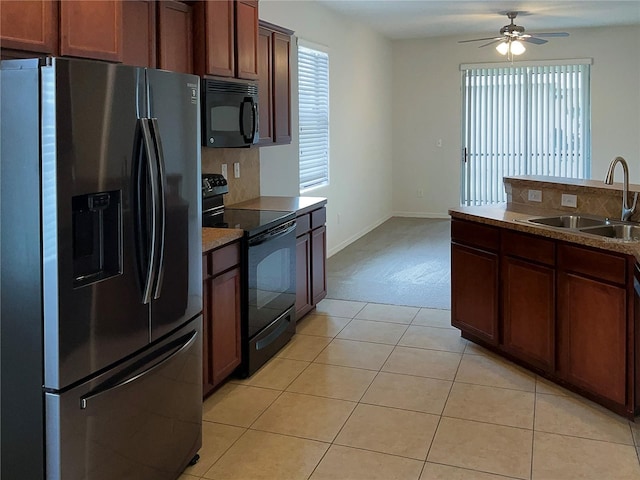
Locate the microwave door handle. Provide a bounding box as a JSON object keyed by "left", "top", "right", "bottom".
{"left": 239, "top": 97, "right": 253, "bottom": 143}
{"left": 251, "top": 99, "right": 258, "bottom": 143}
{"left": 149, "top": 118, "right": 166, "bottom": 300}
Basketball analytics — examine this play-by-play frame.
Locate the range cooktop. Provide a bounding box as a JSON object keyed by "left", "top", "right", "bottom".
{"left": 203, "top": 208, "right": 295, "bottom": 237}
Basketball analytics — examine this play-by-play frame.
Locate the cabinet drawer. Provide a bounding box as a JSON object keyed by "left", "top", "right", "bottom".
{"left": 451, "top": 219, "right": 499, "bottom": 251}
{"left": 558, "top": 243, "right": 627, "bottom": 285}
{"left": 296, "top": 213, "right": 310, "bottom": 236}
{"left": 502, "top": 230, "right": 555, "bottom": 266}
{"left": 311, "top": 207, "right": 326, "bottom": 229}
{"left": 211, "top": 241, "right": 241, "bottom": 276}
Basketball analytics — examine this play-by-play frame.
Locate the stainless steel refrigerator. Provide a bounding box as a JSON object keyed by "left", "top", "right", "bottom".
{"left": 1, "top": 57, "right": 203, "bottom": 480}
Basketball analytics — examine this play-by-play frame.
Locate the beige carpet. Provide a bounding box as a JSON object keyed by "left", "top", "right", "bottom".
{"left": 326, "top": 217, "right": 450, "bottom": 309}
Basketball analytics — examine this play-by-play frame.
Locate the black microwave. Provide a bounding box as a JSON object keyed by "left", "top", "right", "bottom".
{"left": 201, "top": 78, "right": 259, "bottom": 148}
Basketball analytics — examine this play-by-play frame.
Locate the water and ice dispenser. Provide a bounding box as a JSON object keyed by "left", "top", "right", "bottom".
{"left": 72, "top": 191, "right": 121, "bottom": 287}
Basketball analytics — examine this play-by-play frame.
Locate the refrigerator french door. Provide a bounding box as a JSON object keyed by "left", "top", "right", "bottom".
{"left": 1, "top": 57, "right": 202, "bottom": 480}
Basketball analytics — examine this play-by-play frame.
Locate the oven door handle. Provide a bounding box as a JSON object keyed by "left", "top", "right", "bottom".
{"left": 249, "top": 223, "right": 296, "bottom": 247}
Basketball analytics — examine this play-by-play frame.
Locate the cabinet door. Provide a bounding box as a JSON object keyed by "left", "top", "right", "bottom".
{"left": 204, "top": 0, "right": 235, "bottom": 77}
{"left": 235, "top": 0, "right": 259, "bottom": 80}
{"left": 211, "top": 267, "right": 242, "bottom": 386}
{"left": 451, "top": 243, "right": 499, "bottom": 345}
{"left": 273, "top": 31, "right": 291, "bottom": 144}
{"left": 1, "top": 0, "right": 57, "bottom": 54}
{"left": 122, "top": 0, "right": 156, "bottom": 68}
{"left": 558, "top": 272, "right": 627, "bottom": 405}
{"left": 502, "top": 256, "right": 555, "bottom": 370}
{"left": 158, "top": 1, "right": 193, "bottom": 74}
{"left": 296, "top": 233, "right": 312, "bottom": 319}
{"left": 257, "top": 27, "right": 274, "bottom": 145}
{"left": 60, "top": 0, "right": 122, "bottom": 62}
{"left": 311, "top": 226, "right": 327, "bottom": 305}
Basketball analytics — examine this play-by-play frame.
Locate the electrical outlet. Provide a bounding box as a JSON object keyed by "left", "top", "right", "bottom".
{"left": 417, "top": 189, "right": 424, "bottom": 198}
{"left": 233, "top": 162, "right": 240, "bottom": 178}
{"left": 528, "top": 189, "right": 542, "bottom": 202}
{"left": 561, "top": 193, "right": 577, "bottom": 208}
{"left": 436, "top": 139, "right": 443, "bottom": 148}
{"left": 221, "top": 163, "right": 228, "bottom": 178}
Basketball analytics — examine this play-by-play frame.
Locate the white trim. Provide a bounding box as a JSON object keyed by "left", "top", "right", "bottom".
{"left": 327, "top": 214, "right": 392, "bottom": 258}
{"left": 460, "top": 58, "right": 593, "bottom": 71}
{"left": 392, "top": 211, "right": 451, "bottom": 219}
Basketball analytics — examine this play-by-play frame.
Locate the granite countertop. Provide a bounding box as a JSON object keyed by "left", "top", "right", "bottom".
{"left": 449, "top": 203, "right": 640, "bottom": 261}
{"left": 202, "top": 228, "right": 243, "bottom": 253}
{"left": 229, "top": 196, "right": 327, "bottom": 215}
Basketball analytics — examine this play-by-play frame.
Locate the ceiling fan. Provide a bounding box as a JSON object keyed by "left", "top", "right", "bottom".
{"left": 459, "top": 12, "right": 569, "bottom": 57}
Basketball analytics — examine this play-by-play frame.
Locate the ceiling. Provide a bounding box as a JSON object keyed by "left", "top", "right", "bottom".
{"left": 315, "top": 1, "right": 640, "bottom": 40}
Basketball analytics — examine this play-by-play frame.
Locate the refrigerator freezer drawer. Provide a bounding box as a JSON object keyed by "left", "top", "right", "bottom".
{"left": 45, "top": 317, "right": 202, "bottom": 480}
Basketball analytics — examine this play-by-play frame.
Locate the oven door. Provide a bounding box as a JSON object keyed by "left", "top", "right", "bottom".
{"left": 247, "top": 220, "right": 296, "bottom": 338}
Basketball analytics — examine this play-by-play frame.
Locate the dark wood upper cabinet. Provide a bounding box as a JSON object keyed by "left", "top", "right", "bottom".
{"left": 122, "top": 0, "right": 156, "bottom": 68}
{"left": 235, "top": 0, "right": 259, "bottom": 80}
{"left": 257, "top": 20, "right": 293, "bottom": 146}
{"left": 194, "top": 0, "right": 235, "bottom": 77}
{"left": 272, "top": 31, "right": 291, "bottom": 144}
{"left": 59, "top": 0, "right": 122, "bottom": 62}
{"left": 0, "top": 0, "right": 58, "bottom": 54}
{"left": 257, "top": 26, "right": 274, "bottom": 145}
{"left": 157, "top": 0, "right": 193, "bottom": 74}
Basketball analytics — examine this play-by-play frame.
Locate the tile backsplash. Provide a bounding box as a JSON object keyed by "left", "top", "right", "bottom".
{"left": 201, "top": 147, "right": 260, "bottom": 205}
{"left": 504, "top": 175, "right": 640, "bottom": 222}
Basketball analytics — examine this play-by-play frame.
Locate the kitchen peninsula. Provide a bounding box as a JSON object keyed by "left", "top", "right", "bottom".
{"left": 449, "top": 176, "right": 640, "bottom": 419}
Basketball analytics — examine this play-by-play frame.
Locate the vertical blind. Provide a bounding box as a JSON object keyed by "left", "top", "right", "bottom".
{"left": 461, "top": 63, "right": 591, "bottom": 205}
{"left": 298, "top": 45, "right": 329, "bottom": 192}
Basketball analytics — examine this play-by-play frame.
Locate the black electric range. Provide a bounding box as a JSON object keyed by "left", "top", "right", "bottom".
{"left": 202, "top": 173, "right": 297, "bottom": 376}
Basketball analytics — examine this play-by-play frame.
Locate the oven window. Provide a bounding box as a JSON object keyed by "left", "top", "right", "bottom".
{"left": 255, "top": 249, "right": 291, "bottom": 308}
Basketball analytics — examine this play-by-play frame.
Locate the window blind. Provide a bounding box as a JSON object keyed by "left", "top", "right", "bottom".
{"left": 461, "top": 63, "right": 591, "bottom": 205}
{"left": 298, "top": 45, "right": 329, "bottom": 192}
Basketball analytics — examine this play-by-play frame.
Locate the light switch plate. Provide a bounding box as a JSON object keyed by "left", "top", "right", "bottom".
{"left": 221, "top": 163, "right": 228, "bottom": 179}
{"left": 233, "top": 162, "right": 240, "bottom": 178}
{"left": 561, "top": 193, "right": 578, "bottom": 208}
{"left": 528, "top": 189, "right": 542, "bottom": 202}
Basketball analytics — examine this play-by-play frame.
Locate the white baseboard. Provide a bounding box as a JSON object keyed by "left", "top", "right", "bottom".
{"left": 392, "top": 211, "right": 451, "bottom": 219}
{"left": 327, "top": 214, "right": 392, "bottom": 258}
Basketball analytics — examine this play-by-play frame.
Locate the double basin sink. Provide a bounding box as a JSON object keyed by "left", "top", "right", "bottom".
{"left": 527, "top": 215, "right": 640, "bottom": 241}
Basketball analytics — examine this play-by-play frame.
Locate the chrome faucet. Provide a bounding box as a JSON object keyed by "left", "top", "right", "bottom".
{"left": 604, "top": 156, "right": 638, "bottom": 221}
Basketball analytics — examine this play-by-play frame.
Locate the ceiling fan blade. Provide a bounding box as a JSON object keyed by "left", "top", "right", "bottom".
{"left": 458, "top": 37, "right": 502, "bottom": 44}
{"left": 527, "top": 32, "right": 570, "bottom": 37}
{"left": 522, "top": 37, "right": 548, "bottom": 45}
{"left": 479, "top": 39, "right": 503, "bottom": 48}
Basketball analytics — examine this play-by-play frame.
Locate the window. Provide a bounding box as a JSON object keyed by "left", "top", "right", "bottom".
{"left": 298, "top": 44, "right": 329, "bottom": 192}
{"left": 461, "top": 62, "right": 591, "bottom": 205}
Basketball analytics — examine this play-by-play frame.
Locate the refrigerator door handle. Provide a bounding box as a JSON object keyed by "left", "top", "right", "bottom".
{"left": 149, "top": 118, "right": 166, "bottom": 300}
{"left": 79, "top": 330, "right": 198, "bottom": 409}
{"left": 139, "top": 118, "right": 160, "bottom": 305}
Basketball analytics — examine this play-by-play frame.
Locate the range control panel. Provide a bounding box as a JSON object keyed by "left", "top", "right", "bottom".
{"left": 202, "top": 173, "right": 228, "bottom": 198}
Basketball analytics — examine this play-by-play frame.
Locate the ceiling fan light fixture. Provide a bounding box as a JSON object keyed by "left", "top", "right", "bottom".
{"left": 511, "top": 40, "right": 526, "bottom": 55}
{"left": 496, "top": 41, "right": 509, "bottom": 55}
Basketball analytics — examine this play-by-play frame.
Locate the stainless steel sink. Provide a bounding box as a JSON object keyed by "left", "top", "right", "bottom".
{"left": 579, "top": 224, "right": 640, "bottom": 241}
{"left": 527, "top": 215, "right": 608, "bottom": 229}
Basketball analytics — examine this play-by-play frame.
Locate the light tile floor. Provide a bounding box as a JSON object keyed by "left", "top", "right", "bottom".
{"left": 181, "top": 299, "right": 640, "bottom": 480}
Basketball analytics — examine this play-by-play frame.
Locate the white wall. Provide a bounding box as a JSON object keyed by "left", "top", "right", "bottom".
{"left": 392, "top": 25, "right": 640, "bottom": 217}
{"left": 259, "top": 0, "right": 394, "bottom": 256}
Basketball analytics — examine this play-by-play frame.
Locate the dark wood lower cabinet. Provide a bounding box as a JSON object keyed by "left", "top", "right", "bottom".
{"left": 202, "top": 241, "right": 242, "bottom": 398}
{"left": 502, "top": 256, "right": 555, "bottom": 371}
{"left": 295, "top": 207, "right": 327, "bottom": 320}
{"left": 451, "top": 217, "right": 638, "bottom": 417}
{"left": 451, "top": 243, "right": 499, "bottom": 345}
